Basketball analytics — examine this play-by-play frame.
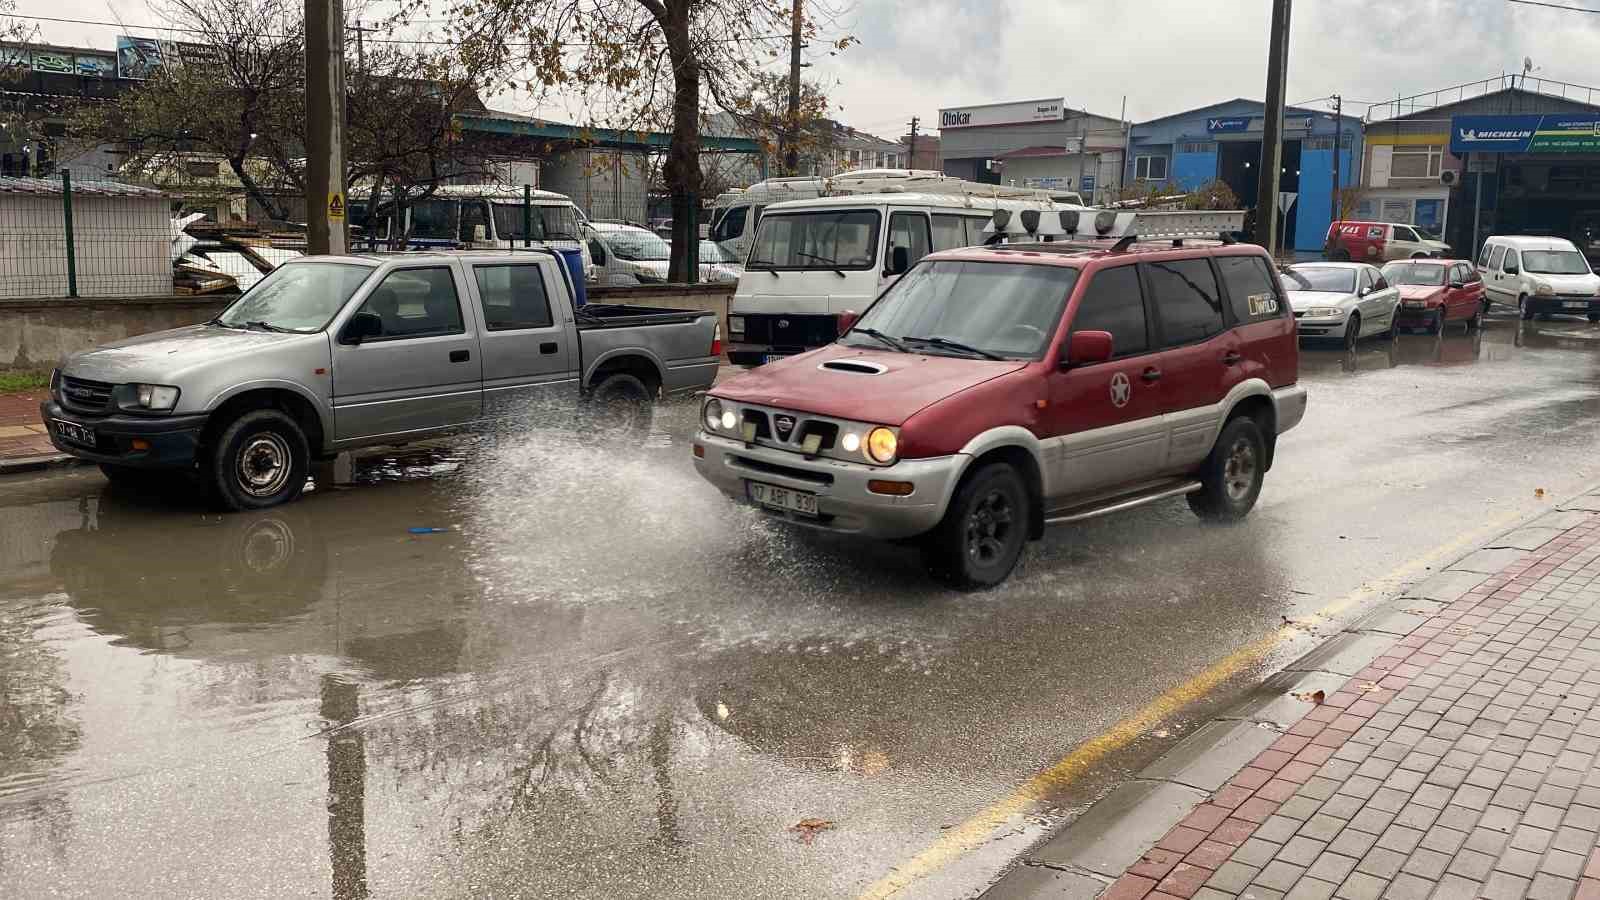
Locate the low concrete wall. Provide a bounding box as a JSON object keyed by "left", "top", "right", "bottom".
{"left": 0, "top": 283, "right": 738, "bottom": 373}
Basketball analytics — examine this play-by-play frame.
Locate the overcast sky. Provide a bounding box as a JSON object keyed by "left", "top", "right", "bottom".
{"left": 15, "top": 0, "right": 1600, "bottom": 136}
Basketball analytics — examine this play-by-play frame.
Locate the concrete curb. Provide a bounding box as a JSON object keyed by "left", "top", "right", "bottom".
{"left": 0, "top": 451, "right": 84, "bottom": 475}
{"left": 981, "top": 488, "right": 1600, "bottom": 899}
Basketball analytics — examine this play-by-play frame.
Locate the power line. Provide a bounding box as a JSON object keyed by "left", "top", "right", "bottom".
{"left": 2, "top": 12, "right": 795, "bottom": 48}
{"left": 1506, "top": 0, "right": 1600, "bottom": 13}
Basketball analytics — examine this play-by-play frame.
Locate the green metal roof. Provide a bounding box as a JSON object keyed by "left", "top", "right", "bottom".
{"left": 456, "top": 112, "right": 763, "bottom": 153}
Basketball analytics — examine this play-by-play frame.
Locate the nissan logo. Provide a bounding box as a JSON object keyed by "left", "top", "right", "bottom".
{"left": 774, "top": 415, "right": 795, "bottom": 439}
{"left": 777, "top": 319, "right": 790, "bottom": 329}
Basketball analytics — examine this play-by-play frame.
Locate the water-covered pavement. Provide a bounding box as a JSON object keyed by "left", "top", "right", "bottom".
{"left": 4, "top": 314, "right": 1600, "bottom": 899}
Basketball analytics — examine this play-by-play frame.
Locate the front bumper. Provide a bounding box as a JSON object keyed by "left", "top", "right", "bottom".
{"left": 692, "top": 430, "right": 965, "bottom": 539}
{"left": 1395, "top": 302, "right": 1445, "bottom": 325}
{"left": 40, "top": 400, "right": 208, "bottom": 469}
{"left": 1272, "top": 384, "right": 1308, "bottom": 435}
{"left": 1525, "top": 295, "right": 1600, "bottom": 316}
{"left": 1295, "top": 317, "right": 1349, "bottom": 339}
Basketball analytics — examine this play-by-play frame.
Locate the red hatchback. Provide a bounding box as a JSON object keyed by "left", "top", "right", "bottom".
{"left": 693, "top": 230, "right": 1308, "bottom": 588}
{"left": 1381, "top": 259, "right": 1487, "bottom": 333}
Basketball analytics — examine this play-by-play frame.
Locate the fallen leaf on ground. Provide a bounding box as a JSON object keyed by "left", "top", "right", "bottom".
{"left": 1152, "top": 728, "right": 1170, "bottom": 738}
{"left": 1536, "top": 488, "right": 1547, "bottom": 498}
{"left": 791, "top": 818, "right": 835, "bottom": 844}
{"left": 1356, "top": 681, "right": 1382, "bottom": 693}
{"left": 1290, "top": 689, "right": 1326, "bottom": 705}
{"left": 716, "top": 702, "right": 730, "bottom": 720}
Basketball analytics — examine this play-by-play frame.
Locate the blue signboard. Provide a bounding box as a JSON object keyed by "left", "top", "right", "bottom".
{"left": 1079, "top": 175, "right": 1096, "bottom": 195}
{"left": 1207, "top": 117, "right": 1251, "bottom": 133}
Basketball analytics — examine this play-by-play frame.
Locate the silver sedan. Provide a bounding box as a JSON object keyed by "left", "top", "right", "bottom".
{"left": 1283, "top": 262, "right": 1401, "bottom": 349}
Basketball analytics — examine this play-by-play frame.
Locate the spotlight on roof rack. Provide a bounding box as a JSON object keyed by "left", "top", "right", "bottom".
{"left": 1059, "top": 210, "right": 1081, "bottom": 236}
{"left": 1019, "top": 210, "right": 1040, "bottom": 235}
{"left": 1094, "top": 211, "right": 1117, "bottom": 235}
{"left": 991, "top": 209, "right": 1012, "bottom": 233}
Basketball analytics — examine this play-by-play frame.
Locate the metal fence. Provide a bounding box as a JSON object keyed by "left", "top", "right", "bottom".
{"left": 0, "top": 170, "right": 173, "bottom": 300}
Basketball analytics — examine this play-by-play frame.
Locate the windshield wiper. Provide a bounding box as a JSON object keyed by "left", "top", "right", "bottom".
{"left": 796, "top": 251, "right": 846, "bottom": 277}
{"left": 853, "top": 327, "right": 911, "bottom": 353}
{"left": 747, "top": 258, "right": 780, "bottom": 276}
{"left": 904, "top": 336, "right": 1006, "bottom": 361}
{"left": 244, "top": 320, "right": 291, "bottom": 333}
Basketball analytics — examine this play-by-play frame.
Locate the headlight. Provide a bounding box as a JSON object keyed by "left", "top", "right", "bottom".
{"left": 866, "top": 427, "right": 897, "bottom": 464}
{"left": 120, "top": 383, "right": 180, "bottom": 411}
{"left": 703, "top": 398, "right": 724, "bottom": 431}
{"left": 840, "top": 432, "right": 861, "bottom": 453}
{"left": 1536, "top": 283, "right": 1554, "bottom": 296}
{"left": 1304, "top": 307, "right": 1345, "bottom": 318}
{"left": 729, "top": 315, "right": 745, "bottom": 335}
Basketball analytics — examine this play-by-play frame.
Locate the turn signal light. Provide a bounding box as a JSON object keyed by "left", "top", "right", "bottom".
{"left": 130, "top": 439, "right": 151, "bottom": 451}
{"left": 692, "top": 444, "right": 704, "bottom": 459}
{"left": 867, "top": 480, "right": 914, "bottom": 496}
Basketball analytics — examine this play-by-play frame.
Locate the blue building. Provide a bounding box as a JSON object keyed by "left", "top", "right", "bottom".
{"left": 1126, "top": 98, "right": 1361, "bottom": 252}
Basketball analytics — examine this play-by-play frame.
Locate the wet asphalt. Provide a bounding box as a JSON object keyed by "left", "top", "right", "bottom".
{"left": 3, "top": 311, "right": 1600, "bottom": 900}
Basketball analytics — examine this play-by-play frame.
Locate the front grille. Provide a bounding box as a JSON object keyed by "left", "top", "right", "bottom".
{"left": 741, "top": 314, "right": 839, "bottom": 348}
{"left": 741, "top": 409, "right": 772, "bottom": 440}
{"left": 730, "top": 454, "right": 835, "bottom": 486}
{"left": 59, "top": 376, "right": 115, "bottom": 413}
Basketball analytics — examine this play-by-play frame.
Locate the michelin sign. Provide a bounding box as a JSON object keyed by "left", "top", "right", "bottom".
{"left": 1451, "top": 114, "right": 1600, "bottom": 154}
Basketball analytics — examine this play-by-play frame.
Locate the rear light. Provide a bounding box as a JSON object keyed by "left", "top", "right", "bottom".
{"left": 711, "top": 321, "right": 723, "bottom": 357}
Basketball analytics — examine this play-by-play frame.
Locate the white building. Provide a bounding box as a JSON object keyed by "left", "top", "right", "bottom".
{"left": 0, "top": 175, "right": 170, "bottom": 299}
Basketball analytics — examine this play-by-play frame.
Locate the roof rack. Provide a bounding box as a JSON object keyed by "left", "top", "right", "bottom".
{"left": 986, "top": 208, "right": 1246, "bottom": 244}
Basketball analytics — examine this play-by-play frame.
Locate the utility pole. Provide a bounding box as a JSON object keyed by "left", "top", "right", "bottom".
{"left": 306, "top": 0, "right": 346, "bottom": 254}
{"left": 1254, "top": 0, "right": 1292, "bottom": 253}
{"left": 781, "top": 0, "right": 803, "bottom": 175}
{"left": 907, "top": 116, "right": 919, "bottom": 170}
{"left": 1329, "top": 93, "right": 1342, "bottom": 227}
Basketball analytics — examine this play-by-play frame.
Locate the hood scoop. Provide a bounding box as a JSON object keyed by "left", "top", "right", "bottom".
{"left": 818, "top": 359, "right": 888, "bottom": 375}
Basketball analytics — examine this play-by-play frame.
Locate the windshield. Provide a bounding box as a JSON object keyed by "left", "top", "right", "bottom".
{"left": 604, "top": 229, "right": 671, "bottom": 262}
{"left": 491, "top": 203, "right": 581, "bottom": 242}
{"left": 1381, "top": 263, "right": 1446, "bottom": 286}
{"left": 845, "top": 260, "right": 1079, "bottom": 360}
{"left": 1285, "top": 266, "right": 1357, "bottom": 293}
{"left": 1523, "top": 250, "right": 1591, "bottom": 275}
{"left": 216, "top": 263, "right": 373, "bottom": 332}
{"left": 701, "top": 240, "right": 739, "bottom": 264}
{"left": 747, "top": 209, "right": 880, "bottom": 270}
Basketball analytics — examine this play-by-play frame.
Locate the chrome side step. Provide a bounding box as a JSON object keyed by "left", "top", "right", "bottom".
{"left": 1044, "top": 480, "right": 1203, "bottom": 526}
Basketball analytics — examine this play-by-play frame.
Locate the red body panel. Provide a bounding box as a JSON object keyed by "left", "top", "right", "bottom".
{"left": 1393, "top": 260, "right": 1484, "bottom": 322}
{"left": 1328, "top": 221, "right": 1389, "bottom": 261}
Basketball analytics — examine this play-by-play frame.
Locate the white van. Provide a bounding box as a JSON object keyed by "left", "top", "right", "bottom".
{"left": 350, "top": 185, "right": 594, "bottom": 275}
{"left": 725, "top": 192, "right": 1088, "bottom": 366}
{"left": 709, "top": 170, "right": 1082, "bottom": 266}
{"left": 1475, "top": 235, "right": 1600, "bottom": 322}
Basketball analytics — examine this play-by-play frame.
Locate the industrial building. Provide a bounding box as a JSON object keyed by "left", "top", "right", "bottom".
{"left": 936, "top": 98, "right": 1126, "bottom": 204}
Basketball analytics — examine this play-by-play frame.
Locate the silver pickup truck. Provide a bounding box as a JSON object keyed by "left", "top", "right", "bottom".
{"left": 41, "top": 250, "right": 720, "bottom": 509}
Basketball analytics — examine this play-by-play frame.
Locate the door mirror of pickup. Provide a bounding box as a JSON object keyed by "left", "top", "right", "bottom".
{"left": 1450, "top": 280, "right": 1465, "bottom": 290}
{"left": 343, "top": 311, "right": 383, "bottom": 344}
{"left": 885, "top": 246, "right": 910, "bottom": 277}
{"left": 836, "top": 309, "right": 860, "bottom": 337}
{"left": 1062, "top": 330, "right": 1114, "bottom": 368}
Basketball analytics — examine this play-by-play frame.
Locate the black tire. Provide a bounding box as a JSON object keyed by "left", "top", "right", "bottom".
{"left": 1431, "top": 309, "right": 1446, "bottom": 335}
{"left": 586, "top": 372, "right": 655, "bottom": 438}
{"left": 205, "top": 409, "right": 309, "bottom": 511}
{"left": 1329, "top": 249, "right": 1351, "bottom": 261}
{"left": 1588, "top": 314, "right": 1600, "bottom": 324}
{"left": 1519, "top": 294, "right": 1535, "bottom": 321}
{"left": 922, "top": 462, "right": 1030, "bottom": 590}
{"left": 1343, "top": 313, "right": 1361, "bottom": 350}
{"left": 1188, "top": 416, "right": 1266, "bottom": 522}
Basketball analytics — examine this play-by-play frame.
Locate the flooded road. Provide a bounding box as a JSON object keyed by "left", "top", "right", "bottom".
{"left": 4, "top": 314, "right": 1600, "bottom": 899}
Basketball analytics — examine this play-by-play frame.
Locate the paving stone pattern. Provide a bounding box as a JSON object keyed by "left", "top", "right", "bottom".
{"left": 0, "top": 389, "right": 59, "bottom": 464}
{"left": 1108, "top": 519, "right": 1600, "bottom": 900}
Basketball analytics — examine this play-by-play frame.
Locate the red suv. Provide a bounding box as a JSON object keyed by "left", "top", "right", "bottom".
{"left": 692, "top": 231, "right": 1307, "bottom": 587}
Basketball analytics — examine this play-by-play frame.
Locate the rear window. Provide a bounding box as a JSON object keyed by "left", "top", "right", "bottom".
{"left": 1216, "top": 255, "right": 1283, "bottom": 323}
{"left": 1147, "top": 258, "right": 1225, "bottom": 346}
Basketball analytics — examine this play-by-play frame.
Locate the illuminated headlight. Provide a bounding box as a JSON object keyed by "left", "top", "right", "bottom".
{"left": 1536, "top": 283, "right": 1555, "bottom": 296}
{"left": 866, "top": 427, "right": 898, "bottom": 464}
{"left": 703, "top": 398, "right": 725, "bottom": 430}
{"left": 122, "top": 383, "right": 180, "bottom": 411}
{"left": 1304, "top": 307, "right": 1345, "bottom": 318}
{"left": 729, "top": 315, "right": 745, "bottom": 335}
{"left": 841, "top": 432, "right": 861, "bottom": 453}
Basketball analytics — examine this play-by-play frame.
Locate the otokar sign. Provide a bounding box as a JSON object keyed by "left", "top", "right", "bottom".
{"left": 939, "top": 98, "right": 1065, "bottom": 130}
{"left": 1451, "top": 114, "right": 1600, "bottom": 154}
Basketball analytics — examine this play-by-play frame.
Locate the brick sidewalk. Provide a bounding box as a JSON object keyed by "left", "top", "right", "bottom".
{"left": 1101, "top": 518, "right": 1600, "bottom": 900}
{"left": 0, "top": 388, "right": 61, "bottom": 467}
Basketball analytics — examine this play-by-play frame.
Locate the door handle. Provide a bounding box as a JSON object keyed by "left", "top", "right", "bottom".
{"left": 449, "top": 349, "right": 471, "bottom": 363}
{"left": 539, "top": 341, "right": 559, "bottom": 355}
{"left": 1141, "top": 367, "right": 1162, "bottom": 383}
{"left": 1221, "top": 351, "right": 1242, "bottom": 366}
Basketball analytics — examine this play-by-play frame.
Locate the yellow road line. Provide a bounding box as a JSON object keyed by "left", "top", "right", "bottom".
{"left": 857, "top": 507, "right": 1530, "bottom": 900}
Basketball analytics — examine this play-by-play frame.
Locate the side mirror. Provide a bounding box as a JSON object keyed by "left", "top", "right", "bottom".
{"left": 343, "top": 311, "right": 382, "bottom": 344}
{"left": 1063, "top": 330, "right": 1114, "bottom": 368}
{"left": 1450, "top": 280, "right": 1465, "bottom": 290}
{"left": 1505, "top": 265, "right": 1519, "bottom": 275}
{"left": 886, "top": 246, "right": 910, "bottom": 276}
{"left": 836, "top": 309, "right": 860, "bottom": 337}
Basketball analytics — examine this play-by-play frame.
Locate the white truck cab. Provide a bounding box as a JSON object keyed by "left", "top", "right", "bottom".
{"left": 725, "top": 192, "right": 1093, "bottom": 366}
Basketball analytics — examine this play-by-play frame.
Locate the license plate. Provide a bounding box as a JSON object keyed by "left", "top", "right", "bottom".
{"left": 53, "top": 418, "right": 95, "bottom": 448}
{"left": 747, "top": 480, "right": 818, "bottom": 517}
{"left": 1403, "top": 300, "right": 1427, "bottom": 309}
{"left": 763, "top": 354, "right": 789, "bottom": 365}
{"left": 1565, "top": 301, "right": 1589, "bottom": 309}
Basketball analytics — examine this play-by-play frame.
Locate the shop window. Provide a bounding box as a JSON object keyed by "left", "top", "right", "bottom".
{"left": 1135, "top": 155, "right": 1168, "bottom": 181}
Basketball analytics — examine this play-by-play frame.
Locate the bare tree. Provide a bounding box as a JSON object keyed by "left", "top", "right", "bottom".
{"left": 449, "top": 0, "right": 852, "bottom": 281}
